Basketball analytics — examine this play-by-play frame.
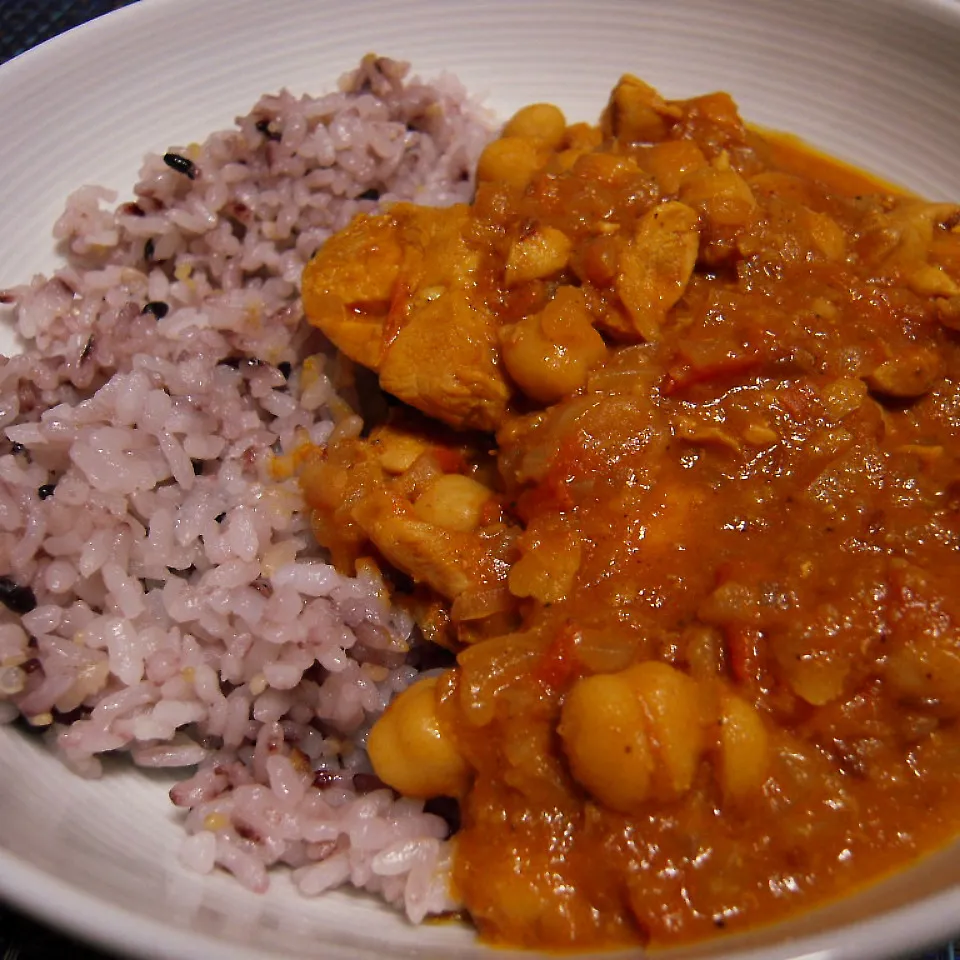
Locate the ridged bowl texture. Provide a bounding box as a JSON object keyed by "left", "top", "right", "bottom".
{"left": 2, "top": 1, "right": 960, "bottom": 958}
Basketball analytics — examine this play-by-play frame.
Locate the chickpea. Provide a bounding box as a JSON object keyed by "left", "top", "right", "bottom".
{"left": 937, "top": 294, "right": 960, "bottom": 330}
{"left": 505, "top": 225, "right": 572, "bottom": 287}
{"left": 564, "top": 121, "right": 603, "bottom": 154}
{"left": 503, "top": 103, "right": 567, "bottom": 150}
{"left": 885, "top": 642, "right": 960, "bottom": 712}
{"left": 576, "top": 235, "right": 622, "bottom": 287}
{"left": 559, "top": 661, "right": 704, "bottom": 814}
{"left": 554, "top": 148, "right": 587, "bottom": 173}
{"left": 553, "top": 126, "right": 605, "bottom": 171}
{"left": 500, "top": 286, "right": 607, "bottom": 404}
{"left": 864, "top": 347, "right": 943, "bottom": 399}
{"left": 371, "top": 424, "right": 431, "bottom": 474}
{"left": 821, "top": 378, "right": 867, "bottom": 421}
{"left": 367, "top": 674, "right": 470, "bottom": 799}
{"left": 640, "top": 140, "right": 708, "bottom": 195}
{"left": 413, "top": 473, "right": 493, "bottom": 532}
{"left": 571, "top": 151, "right": 642, "bottom": 186}
{"left": 508, "top": 529, "right": 582, "bottom": 604}
{"left": 717, "top": 692, "right": 770, "bottom": 803}
{"left": 784, "top": 654, "right": 849, "bottom": 707}
{"left": 477, "top": 136, "right": 548, "bottom": 190}
{"left": 679, "top": 165, "right": 757, "bottom": 228}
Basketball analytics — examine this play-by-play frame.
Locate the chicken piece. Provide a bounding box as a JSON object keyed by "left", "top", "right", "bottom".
{"left": 601, "top": 74, "right": 682, "bottom": 143}
{"left": 300, "top": 415, "right": 513, "bottom": 605}
{"left": 302, "top": 203, "right": 511, "bottom": 432}
{"left": 872, "top": 200, "right": 959, "bottom": 261}
{"left": 378, "top": 285, "right": 509, "bottom": 432}
{"left": 353, "top": 488, "right": 506, "bottom": 601}
{"left": 300, "top": 213, "right": 405, "bottom": 370}
{"left": 611, "top": 200, "right": 700, "bottom": 341}
{"left": 858, "top": 199, "right": 960, "bottom": 291}
{"left": 906, "top": 263, "right": 960, "bottom": 298}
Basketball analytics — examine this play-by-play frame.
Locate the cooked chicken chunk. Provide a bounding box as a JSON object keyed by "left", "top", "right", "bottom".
{"left": 613, "top": 200, "right": 700, "bottom": 340}
{"left": 302, "top": 203, "right": 510, "bottom": 432}
{"left": 299, "top": 418, "right": 516, "bottom": 610}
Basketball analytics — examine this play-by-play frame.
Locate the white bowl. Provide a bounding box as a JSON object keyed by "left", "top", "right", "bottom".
{"left": 2, "top": 0, "right": 960, "bottom": 958}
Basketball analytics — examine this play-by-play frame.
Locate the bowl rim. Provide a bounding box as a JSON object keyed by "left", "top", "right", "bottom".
{"left": 4, "top": 827, "right": 960, "bottom": 960}
{"left": 4, "top": 0, "right": 960, "bottom": 958}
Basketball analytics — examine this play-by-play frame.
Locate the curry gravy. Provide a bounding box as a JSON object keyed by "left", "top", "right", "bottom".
{"left": 300, "top": 77, "right": 960, "bottom": 949}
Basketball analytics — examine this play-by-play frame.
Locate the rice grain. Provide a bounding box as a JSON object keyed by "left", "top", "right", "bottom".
{"left": 0, "top": 57, "right": 490, "bottom": 923}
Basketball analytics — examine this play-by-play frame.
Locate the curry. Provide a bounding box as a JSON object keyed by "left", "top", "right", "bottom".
{"left": 296, "top": 75, "right": 960, "bottom": 949}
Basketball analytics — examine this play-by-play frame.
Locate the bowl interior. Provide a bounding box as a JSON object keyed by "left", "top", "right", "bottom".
{"left": 2, "top": 0, "right": 960, "bottom": 957}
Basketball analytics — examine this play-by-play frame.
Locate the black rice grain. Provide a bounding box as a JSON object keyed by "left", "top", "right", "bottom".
{"left": 142, "top": 301, "right": 170, "bottom": 319}
{"left": 163, "top": 152, "right": 198, "bottom": 180}
{"left": 0, "top": 577, "right": 37, "bottom": 615}
{"left": 255, "top": 118, "right": 281, "bottom": 142}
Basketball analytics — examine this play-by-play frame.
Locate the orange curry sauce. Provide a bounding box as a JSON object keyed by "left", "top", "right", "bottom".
{"left": 298, "top": 78, "right": 960, "bottom": 949}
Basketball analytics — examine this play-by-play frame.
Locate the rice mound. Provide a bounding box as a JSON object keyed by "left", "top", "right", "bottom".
{"left": 0, "top": 56, "right": 492, "bottom": 922}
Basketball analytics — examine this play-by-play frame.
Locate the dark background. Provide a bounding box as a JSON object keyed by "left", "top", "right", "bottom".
{"left": 0, "top": 2, "right": 958, "bottom": 959}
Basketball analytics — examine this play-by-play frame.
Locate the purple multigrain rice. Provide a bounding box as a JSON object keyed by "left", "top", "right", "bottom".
{"left": 0, "top": 57, "right": 492, "bottom": 924}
